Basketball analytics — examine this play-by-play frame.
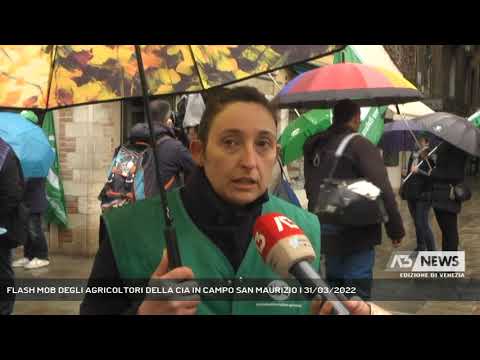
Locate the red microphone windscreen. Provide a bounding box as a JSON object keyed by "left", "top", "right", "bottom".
{"left": 253, "top": 213, "right": 305, "bottom": 260}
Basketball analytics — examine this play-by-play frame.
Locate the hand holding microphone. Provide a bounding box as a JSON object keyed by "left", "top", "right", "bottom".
{"left": 253, "top": 213, "right": 351, "bottom": 315}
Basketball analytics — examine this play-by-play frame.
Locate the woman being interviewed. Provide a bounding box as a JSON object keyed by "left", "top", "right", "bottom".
{"left": 80, "top": 86, "right": 387, "bottom": 315}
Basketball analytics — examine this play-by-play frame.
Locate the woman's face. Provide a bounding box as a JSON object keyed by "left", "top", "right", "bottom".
{"left": 192, "top": 102, "right": 279, "bottom": 206}
{"left": 419, "top": 137, "right": 429, "bottom": 148}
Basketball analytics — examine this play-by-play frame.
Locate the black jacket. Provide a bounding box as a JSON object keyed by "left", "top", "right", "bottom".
{"left": 303, "top": 127, "right": 405, "bottom": 256}
{"left": 0, "top": 139, "right": 24, "bottom": 249}
{"left": 80, "top": 168, "right": 268, "bottom": 315}
{"left": 429, "top": 142, "right": 468, "bottom": 214}
{"left": 402, "top": 150, "right": 435, "bottom": 201}
{"left": 24, "top": 177, "right": 47, "bottom": 214}
{"left": 129, "top": 123, "right": 195, "bottom": 189}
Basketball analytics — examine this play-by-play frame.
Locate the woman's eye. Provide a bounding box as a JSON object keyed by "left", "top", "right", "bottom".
{"left": 256, "top": 139, "right": 273, "bottom": 149}
{"left": 223, "top": 138, "right": 238, "bottom": 147}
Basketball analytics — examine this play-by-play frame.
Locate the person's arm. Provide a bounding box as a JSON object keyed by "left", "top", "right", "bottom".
{"left": 80, "top": 221, "right": 200, "bottom": 315}
{"left": 0, "top": 152, "right": 23, "bottom": 223}
{"left": 79, "top": 228, "right": 141, "bottom": 315}
{"left": 411, "top": 153, "right": 435, "bottom": 177}
{"left": 173, "top": 141, "right": 196, "bottom": 182}
{"left": 353, "top": 139, "right": 405, "bottom": 242}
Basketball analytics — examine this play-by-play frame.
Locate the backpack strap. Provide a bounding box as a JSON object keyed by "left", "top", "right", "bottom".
{"left": 334, "top": 133, "right": 361, "bottom": 158}
{"left": 327, "top": 133, "right": 361, "bottom": 180}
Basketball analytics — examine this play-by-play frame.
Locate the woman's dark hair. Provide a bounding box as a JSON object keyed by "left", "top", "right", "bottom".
{"left": 198, "top": 86, "right": 278, "bottom": 144}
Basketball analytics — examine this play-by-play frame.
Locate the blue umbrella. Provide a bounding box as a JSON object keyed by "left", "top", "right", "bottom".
{"left": 379, "top": 120, "right": 440, "bottom": 153}
{"left": 0, "top": 112, "right": 54, "bottom": 178}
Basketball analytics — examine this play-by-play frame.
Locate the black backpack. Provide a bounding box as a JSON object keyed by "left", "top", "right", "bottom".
{"left": 305, "top": 133, "right": 389, "bottom": 226}
{"left": 98, "top": 136, "right": 179, "bottom": 212}
{"left": 98, "top": 142, "right": 149, "bottom": 211}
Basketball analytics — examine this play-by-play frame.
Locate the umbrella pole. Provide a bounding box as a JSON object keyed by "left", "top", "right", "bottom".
{"left": 402, "top": 142, "right": 441, "bottom": 184}
{"left": 38, "top": 110, "right": 47, "bottom": 126}
{"left": 395, "top": 105, "right": 422, "bottom": 151}
{"left": 268, "top": 74, "right": 301, "bottom": 117}
{"left": 395, "top": 105, "right": 434, "bottom": 173}
{"left": 134, "top": 45, "right": 182, "bottom": 270}
{"left": 268, "top": 73, "right": 302, "bottom": 174}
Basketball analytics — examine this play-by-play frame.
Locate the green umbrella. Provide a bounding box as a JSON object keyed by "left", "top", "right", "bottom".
{"left": 279, "top": 106, "right": 387, "bottom": 164}
{"left": 468, "top": 110, "right": 480, "bottom": 128}
{"left": 278, "top": 45, "right": 387, "bottom": 165}
{"left": 279, "top": 109, "right": 332, "bottom": 164}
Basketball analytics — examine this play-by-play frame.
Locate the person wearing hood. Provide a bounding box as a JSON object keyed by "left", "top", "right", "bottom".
{"left": 128, "top": 99, "right": 196, "bottom": 191}
{"left": 97, "top": 100, "right": 196, "bottom": 245}
{"left": 303, "top": 100, "right": 405, "bottom": 299}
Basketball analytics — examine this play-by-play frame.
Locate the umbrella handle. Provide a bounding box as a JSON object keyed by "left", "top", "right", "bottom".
{"left": 402, "top": 143, "right": 441, "bottom": 184}
{"left": 164, "top": 227, "right": 182, "bottom": 271}
{"left": 134, "top": 45, "right": 182, "bottom": 269}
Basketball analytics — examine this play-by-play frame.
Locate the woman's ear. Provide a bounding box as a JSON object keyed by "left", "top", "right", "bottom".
{"left": 190, "top": 140, "right": 205, "bottom": 166}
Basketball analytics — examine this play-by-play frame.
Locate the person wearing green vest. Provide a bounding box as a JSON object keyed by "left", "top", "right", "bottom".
{"left": 80, "top": 86, "right": 385, "bottom": 315}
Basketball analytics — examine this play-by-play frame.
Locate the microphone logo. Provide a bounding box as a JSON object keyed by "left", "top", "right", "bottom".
{"left": 273, "top": 215, "right": 300, "bottom": 232}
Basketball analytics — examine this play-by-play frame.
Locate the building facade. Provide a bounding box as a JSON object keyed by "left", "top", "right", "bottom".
{"left": 389, "top": 45, "right": 480, "bottom": 116}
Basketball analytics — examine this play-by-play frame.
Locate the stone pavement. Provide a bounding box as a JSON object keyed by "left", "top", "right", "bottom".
{"left": 11, "top": 177, "right": 480, "bottom": 315}
{"left": 12, "top": 253, "right": 93, "bottom": 315}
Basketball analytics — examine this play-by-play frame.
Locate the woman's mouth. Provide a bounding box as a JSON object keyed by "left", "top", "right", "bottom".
{"left": 232, "top": 177, "right": 257, "bottom": 189}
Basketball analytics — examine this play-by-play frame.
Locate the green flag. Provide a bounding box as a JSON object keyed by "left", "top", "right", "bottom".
{"left": 42, "top": 112, "right": 69, "bottom": 228}
{"left": 335, "top": 46, "right": 386, "bottom": 143}
{"left": 468, "top": 110, "right": 480, "bottom": 128}
{"left": 359, "top": 106, "right": 387, "bottom": 145}
{"left": 333, "top": 45, "right": 362, "bottom": 63}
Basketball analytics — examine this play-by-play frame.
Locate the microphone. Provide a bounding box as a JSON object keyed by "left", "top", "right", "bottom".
{"left": 253, "top": 213, "right": 350, "bottom": 315}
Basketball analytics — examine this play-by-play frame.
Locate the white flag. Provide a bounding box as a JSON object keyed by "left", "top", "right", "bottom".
{"left": 183, "top": 94, "right": 205, "bottom": 128}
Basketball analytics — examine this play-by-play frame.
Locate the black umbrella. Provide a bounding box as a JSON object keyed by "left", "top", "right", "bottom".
{"left": 413, "top": 112, "right": 480, "bottom": 157}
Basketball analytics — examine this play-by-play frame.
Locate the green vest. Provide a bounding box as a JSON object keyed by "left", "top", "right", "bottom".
{"left": 103, "top": 189, "right": 321, "bottom": 315}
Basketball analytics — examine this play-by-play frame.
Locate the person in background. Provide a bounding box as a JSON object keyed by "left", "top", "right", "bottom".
{"left": 12, "top": 111, "right": 50, "bottom": 270}
{"left": 0, "top": 137, "right": 24, "bottom": 314}
{"left": 402, "top": 135, "right": 436, "bottom": 252}
{"left": 425, "top": 141, "right": 469, "bottom": 251}
{"left": 303, "top": 100, "right": 405, "bottom": 299}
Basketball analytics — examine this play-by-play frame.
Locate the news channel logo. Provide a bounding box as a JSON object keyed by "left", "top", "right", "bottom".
{"left": 386, "top": 251, "right": 465, "bottom": 278}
